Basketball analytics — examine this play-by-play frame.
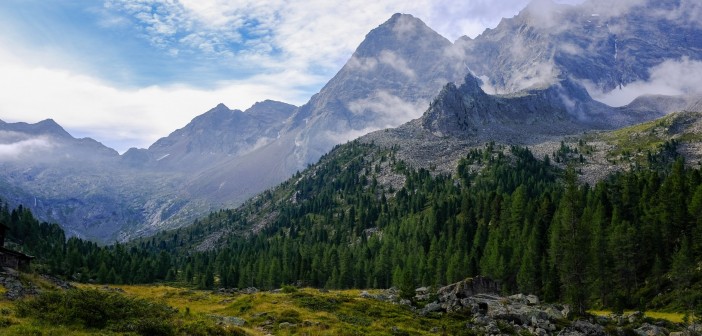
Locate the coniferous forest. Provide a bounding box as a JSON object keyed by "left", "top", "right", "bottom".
{"left": 3, "top": 141, "right": 701, "bottom": 315}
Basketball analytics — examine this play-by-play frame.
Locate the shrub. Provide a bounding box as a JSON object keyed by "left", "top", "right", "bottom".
{"left": 281, "top": 285, "right": 298, "bottom": 293}
{"left": 15, "top": 288, "right": 176, "bottom": 331}
{"left": 0, "top": 316, "right": 13, "bottom": 328}
{"left": 278, "top": 309, "right": 302, "bottom": 324}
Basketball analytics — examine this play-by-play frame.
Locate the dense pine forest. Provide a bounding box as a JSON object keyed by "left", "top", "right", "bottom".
{"left": 2, "top": 141, "right": 701, "bottom": 315}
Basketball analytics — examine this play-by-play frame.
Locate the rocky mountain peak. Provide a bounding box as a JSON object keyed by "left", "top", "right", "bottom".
{"left": 352, "top": 13, "right": 450, "bottom": 58}
{"left": 0, "top": 118, "right": 72, "bottom": 139}
{"left": 420, "top": 74, "right": 493, "bottom": 137}
{"left": 420, "top": 75, "right": 616, "bottom": 139}
{"left": 36, "top": 119, "right": 71, "bottom": 137}
{"left": 244, "top": 100, "right": 296, "bottom": 124}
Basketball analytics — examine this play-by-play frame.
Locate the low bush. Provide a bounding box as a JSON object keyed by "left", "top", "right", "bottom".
{"left": 16, "top": 288, "right": 175, "bottom": 333}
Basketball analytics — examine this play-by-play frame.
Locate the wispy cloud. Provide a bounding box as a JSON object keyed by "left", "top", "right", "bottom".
{"left": 347, "top": 90, "right": 427, "bottom": 127}
{"left": 0, "top": 132, "right": 54, "bottom": 160}
{"left": 103, "top": 0, "right": 570, "bottom": 74}
{"left": 587, "top": 57, "right": 702, "bottom": 106}
{"left": 0, "top": 48, "right": 319, "bottom": 153}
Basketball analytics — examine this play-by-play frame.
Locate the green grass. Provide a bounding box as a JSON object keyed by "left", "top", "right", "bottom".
{"left": 596, "top": 117, "right": 672, "bottom": 162}
{"left": 591, "top": 112, "right": 702, "bottom": 165}
{"left": 589, "top": 310, "right": 686, "bottom": 323}
{"left": 1, "top": 281, "right": 694, "bottom": 335}
{"left": 67, "top": 285, "right": 471, "bottom": 335}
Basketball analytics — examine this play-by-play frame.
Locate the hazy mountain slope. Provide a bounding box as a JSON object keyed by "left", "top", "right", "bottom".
{"left": 0, "top": 100, "right": 298, "bottom": 241}
{"left": 0, "top": 119, "right": 187, "bottom": 241}
{"left": 140, "top": 100, "right": 296, "bottom": 171}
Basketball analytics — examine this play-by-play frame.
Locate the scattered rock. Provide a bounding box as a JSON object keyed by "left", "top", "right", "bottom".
{"left": 669, "top": 332, "right": 691, "bottom": 336}
{"left": 100, "top": 285, "right": 125, "bottom": 293}
{"left": 420, "top": 302, "right": 442, "bottom": 315}
{"left": 209, "top": 315, "right": 246, "bottom": 327}
{"left": 278, "top": 322, "right": 296, "bottom": 328}
{"left": 635, "top": 323, "right": 668, "bottom": 336}
{"left": 216, "top": 287, "right": 237, "bottom": 294}
{"left": 40, "top": 274, "right": 74, "bottom": 290}
{"left": 0, "top": 269, "right": 39, "bottom": 300}
{"left": 415, "top": 286, "right": 433, "bottom": 301}
{"left": 240, "top": 287, "right": 259, "bottom": 294}
{"left": 302, "top": 320, "right": 320, "bottom": 327}
{"left": 689, "top": 324, "right": 702, "bottom": 333}
{"left": 624, "top": 311, "right": 645, "bottom": 324}
{"left": 558, "top": 320, "right": 606, "bottom": 336}
{"left": 436, "top": 276, "right": 500, "bottom": 304}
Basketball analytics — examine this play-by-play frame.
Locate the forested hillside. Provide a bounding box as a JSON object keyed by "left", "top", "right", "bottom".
{"left": 3, "top": 140, "right": 701, "bottom": 315}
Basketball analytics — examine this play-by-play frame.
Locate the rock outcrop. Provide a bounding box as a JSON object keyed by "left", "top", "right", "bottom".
{"left": 351, "top": 277, "right": 696, "bottom": 336}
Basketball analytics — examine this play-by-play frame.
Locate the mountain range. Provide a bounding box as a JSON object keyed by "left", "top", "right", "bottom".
{"left": 1, "top": 0, "right": 701, "bottom": 242}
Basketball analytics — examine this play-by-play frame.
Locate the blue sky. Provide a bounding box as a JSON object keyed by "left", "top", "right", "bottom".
{"left": 0, "top": 0, "right": 586, "bottom": 153}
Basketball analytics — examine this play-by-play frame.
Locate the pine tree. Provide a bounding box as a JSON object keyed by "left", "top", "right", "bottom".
{"left": 551, "top": 167, "right": 589, "bottom": 315}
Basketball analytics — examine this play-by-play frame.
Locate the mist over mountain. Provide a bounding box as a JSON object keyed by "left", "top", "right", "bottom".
{"left": 2, "top": 1, "right": 701, "bottom": 242}
{"left": 458, "top": 0, "right": 702, "bottom": 96}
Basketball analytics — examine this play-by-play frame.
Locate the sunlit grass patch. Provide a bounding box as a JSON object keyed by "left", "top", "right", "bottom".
{"left": 589, "top": 310, "right": 685, "bottom": 323}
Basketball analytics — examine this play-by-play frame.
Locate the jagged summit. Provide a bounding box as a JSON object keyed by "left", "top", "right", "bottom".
{"left": 0, "top": 118, "right": 72, "bottom": 139}
{"left": 352, "top": 13, "right": 447, "bottom": 58}
{"left": 244, "top": 100, "right": 296, "bottom": 124}
{"left": 420, "top": 75, "right": 616, "bottom": 139}
{"left": 37, "top": 118, "right": 72, "bottom": 137}
{"left": 285, "top": 11, "right": 461, "bottom": 166}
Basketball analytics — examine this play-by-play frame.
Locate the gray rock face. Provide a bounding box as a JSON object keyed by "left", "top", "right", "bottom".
{"left": 0, "top": 268, "right": 39, "bottom": 300}
{"left": 436, "top": 276, "right": 500, "bottom": 303}
{"left": 458, "top": 0, "right": 702, "bottom": 94}
{"left": 147, "top": 101, "right": 296, "bottom": 170}
{"left": 286, "top": 13, "right": 462, "bottom": 166}
{"left": 418, "top": 73, "right": 657, "bottom": 143}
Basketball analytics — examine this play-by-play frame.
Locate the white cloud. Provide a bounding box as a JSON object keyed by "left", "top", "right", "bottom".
{"left": 587, "top": 57, "right": 702, "bottom": 107}
{"left": 347, "top": 90, "right": 427, "bottom": 127}
{"left": 506, "top": 61, "right": 560, "bottom": 92}
{"left": 105, "top": 0, "right": 567, "bottom": 74}
{"left": 0, "top": 133, "right": 54, "bottom": 160}
{"left": 378, "top": 51, "right": 417, "bottom": 79}
{"left": 0, "top": 48, "right": 319, "bottom": 153}
{"left": 347, "top": 50, "right": 416, "bottom": 79}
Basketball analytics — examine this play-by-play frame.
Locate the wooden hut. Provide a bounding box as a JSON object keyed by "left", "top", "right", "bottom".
{"left": 0, "top": 223, "right": 33, "bottom": 271}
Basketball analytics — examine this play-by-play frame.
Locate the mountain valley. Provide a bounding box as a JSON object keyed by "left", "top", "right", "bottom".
{"left": 3, "top": 0, "right": 702, "bottom": 242}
